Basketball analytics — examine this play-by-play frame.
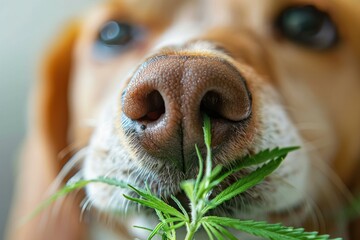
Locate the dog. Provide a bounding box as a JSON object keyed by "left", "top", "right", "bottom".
{"left": 6, "top": 0, "right": 360, "bottom": 239}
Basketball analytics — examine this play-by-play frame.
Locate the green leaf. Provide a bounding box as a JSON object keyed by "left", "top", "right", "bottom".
{"left": 208, "top": 165, "right": 224, "bottom": 182}
{"left": 133, "top": 225, "right": 154, "bottom": 232}
{"left": 194, "top": 164, "right": 224, "bottom": 201}
{"left": 95, "top": 177, "right": 129, "bottom": 188}
{"left": 203, "top": 115, "right": 212, "bottom": 178}
{"left": 197, "top": 165, "right": 223, "bottom": 197}
{"left": 159, "top": 217, "right": 184, "bottom": 224}
{"left": 202, "top": 222, "right": 215, "bottom": 240}
{"left": 238, "top": 147, "right": 299, "bottom": 168}
{"left": 203, "top": 114, "right": 211, "bottom": 148}
{"left": 193, "top": 144, "right": 204, "bottom": 198}
{"left": 203, "top": 217, "right": 337, "bottom": 240}
{"left": 206, "top": 222, "right": 238, "bottom": 240}
{"left": 163, "top": 222, "right": 186, "bottom": 231}
{"left": 154, "top": 210, "right": 177, "bottom": 240}
{"left": 20, "top": 178, "right": 114, "bottom": 225}
{"left": 156, "top": 209, "right": 166, "bottom": 221}
{"left": 204, "top": 156, "right": 285, "bottom": 212}
{"left": 147, "top": 222, "right": 165, "bottom": 239}
{"left": 124, "top": 185, "right": 185, "bottom": 220}
{"left": 124, "top": 195, "right": 166, "bottom": 214}
{"left": 214, "top": 147, "right": 299, "bottom": 185}
{"left": 181, "top": 180, "right": 195, "bottom": 203}
{"left": 204, "top": 222, "right": 226, "bottom": 240}
{"left": 170, "top": 195, "right": 189, "bottom": 220}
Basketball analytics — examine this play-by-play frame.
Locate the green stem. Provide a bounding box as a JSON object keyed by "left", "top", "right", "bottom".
{"left": 184, "top": 222, "right": 200, "bottom": 240}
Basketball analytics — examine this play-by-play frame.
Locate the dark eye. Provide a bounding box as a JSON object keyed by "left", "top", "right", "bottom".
{"left": 94, "top": 20, "right": 144, "bottom": 59}
{"left": 275, "top": 5, "right": 338, "bottom": 50}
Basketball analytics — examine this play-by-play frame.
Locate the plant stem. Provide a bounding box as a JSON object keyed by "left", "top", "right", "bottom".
{"left": 184, "top": 222, "right": 200, "bottom": 240}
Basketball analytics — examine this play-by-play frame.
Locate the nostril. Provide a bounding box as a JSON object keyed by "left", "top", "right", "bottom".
{"left": 200, "top": 91, "right": 223, "bottom": 119}
{"left": 123, "top": 87, "right": 166, "bottom": 122}
{"left": 200, "top": 88, "right": 251, "bottom": 122}
{"left": 140, "top": 90, "right": 165, "bottom": 122}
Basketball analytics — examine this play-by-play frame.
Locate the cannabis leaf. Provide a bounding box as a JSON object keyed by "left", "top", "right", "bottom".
{"left": 30, "top": 115, "right": 340, "bottom": 240}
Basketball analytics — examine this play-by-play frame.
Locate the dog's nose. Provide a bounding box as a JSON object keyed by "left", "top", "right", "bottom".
{"left": 122, "top": 55, "right": 251, "bottom": 169}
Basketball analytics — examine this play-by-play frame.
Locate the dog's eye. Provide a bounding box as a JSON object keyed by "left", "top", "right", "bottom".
{"left": 94, "top": 21, "right": 143, "bottom": 59}
{"left": 275, "top": 6, "right": 338, "bottom": 50}
{"left": 99, "top": 21, "right": 133, "bottom": 45}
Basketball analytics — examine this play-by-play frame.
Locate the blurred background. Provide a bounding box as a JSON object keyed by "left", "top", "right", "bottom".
{"left": 0, "top": 0, "right": 98, "bottom": 238}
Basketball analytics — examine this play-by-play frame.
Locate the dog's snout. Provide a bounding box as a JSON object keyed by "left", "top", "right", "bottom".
{"left": 122, "top": 55, "right": 252, "bottom": 168}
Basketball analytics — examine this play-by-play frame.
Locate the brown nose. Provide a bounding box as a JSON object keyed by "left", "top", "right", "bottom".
{"left": 122, "top": 55, "right": 251, "bottom": 170}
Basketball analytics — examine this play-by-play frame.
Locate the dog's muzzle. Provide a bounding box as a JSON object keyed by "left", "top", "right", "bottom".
{"left": 122, "top": 55, "right": 252, "bottom": 171}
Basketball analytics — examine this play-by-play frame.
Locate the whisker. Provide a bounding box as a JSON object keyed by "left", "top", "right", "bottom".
{"left": 305, "top": 195, "right": 326, "bottom": 233}
{"left": 80, "top": 196, "right": 93, "bottom": 222}
{"left": 34, "top": 150, "right": 85, "bottom": 232}
{"left": 311, "top": 155, "right": 353, "bottom": 205}
{"left": 48, "top": 147, "right": 88, "bottom": 195}
{"left": 57, "top": 143, "right": 84, "bottom": 162}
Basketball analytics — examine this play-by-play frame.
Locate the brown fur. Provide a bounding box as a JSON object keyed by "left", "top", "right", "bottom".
{"left": 6, "top": 0, "right": 360, "bottom": 239}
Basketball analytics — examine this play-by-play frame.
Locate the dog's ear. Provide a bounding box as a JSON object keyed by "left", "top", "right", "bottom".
{"left": 6, "top": 20, "right": 87, "bottom": 240}
{"left": 37, "top": 20, "right": 78, "bottom": 162}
